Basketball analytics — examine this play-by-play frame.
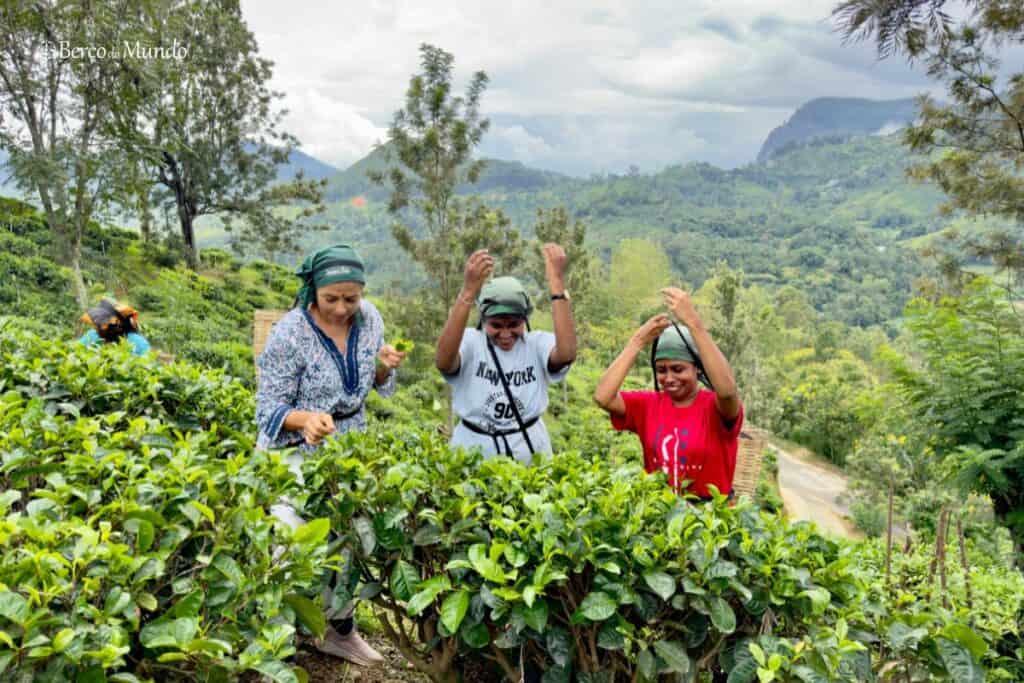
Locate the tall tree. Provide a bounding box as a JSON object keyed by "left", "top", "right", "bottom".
{"left": 370, "top": 44, "right": 525, "bottom": 329}
{"left": 112, "top": 0, "right": 324, "bottom": 268}
{"left": 833, "top": 0, "right": 1024, "bottom": 289}
{"left": 527, "top": 207, "right": 592, "bottom": 311}
{"left": 0, "top": 1, "right": 132, "bottom": 308}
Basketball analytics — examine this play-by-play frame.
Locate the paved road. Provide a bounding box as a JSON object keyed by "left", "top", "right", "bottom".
{"left": 771, "top": 443, "right": 862, "bottom": 539}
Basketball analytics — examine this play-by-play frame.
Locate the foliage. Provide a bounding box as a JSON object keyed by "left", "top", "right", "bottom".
{"left": 109, "top": 0, "right": 325, "bottom": 268}
{"left": 369, "top": 44, "right": 526, "bottom": 329}
{"left": 773, "top": 349, "right": 877, "bottom": 466}
{"left": 298, "top": 428, "right": 996, "bottom": 682}
{"left": 833, "top": 0, "right": 1024, "bottom": 291}
{"left": 0, "top": 324, "right": 330, "bottom": 682}
{"left": 882, "top": 279, "right": 1024, "bottom": 567}
{"left": 0, "top": 0, "right": 134, "bottom": 307}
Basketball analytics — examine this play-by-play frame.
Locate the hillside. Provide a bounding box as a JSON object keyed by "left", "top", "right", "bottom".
{"left": 285, "top": 133, "right": 993, "bottom": 328}
{"left": 757, "top": 97, "right": 919, "bottom": 162}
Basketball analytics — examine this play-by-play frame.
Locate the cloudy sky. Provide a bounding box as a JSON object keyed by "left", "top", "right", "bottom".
{"left": 240, "top": 0, "right": 937, "bottom": 176}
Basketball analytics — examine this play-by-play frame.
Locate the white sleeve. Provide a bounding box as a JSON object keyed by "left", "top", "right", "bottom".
{"left": 529, "top": 331, "right": 570, "bottom": 384}
{"left": 442, "top": 328, "right": 480, "bottom": 386}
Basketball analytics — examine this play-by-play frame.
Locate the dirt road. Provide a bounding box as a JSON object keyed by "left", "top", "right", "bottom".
{"left": 770, "top": 443, "right": 863, "bottom": 540}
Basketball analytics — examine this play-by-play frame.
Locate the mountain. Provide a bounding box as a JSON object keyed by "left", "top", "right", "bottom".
{"left": 757, "top": 97, "right": 919, "bottom": 162}
{"left": 276, "top": 148, "right": 339, "bottom": 182}
{"left": 322, "top": 144, "right": 569, "bottom": 202}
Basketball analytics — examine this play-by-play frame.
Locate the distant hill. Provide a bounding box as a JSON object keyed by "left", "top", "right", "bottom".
{"left": 322, "top": 144, "right": 569, "bottom": 202}
{"left": 238, "top": 143, "right": 339, "bottom": 182}
{"left": 276, "top": 148, "right": 339, "bottom": 182}
{"left": 757, "top": 97, "right": 919, "bottom": 162}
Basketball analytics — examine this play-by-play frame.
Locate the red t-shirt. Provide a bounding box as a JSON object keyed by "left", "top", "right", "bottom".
{"left": 611, "top": 389, "right": 743, "bottom": 497}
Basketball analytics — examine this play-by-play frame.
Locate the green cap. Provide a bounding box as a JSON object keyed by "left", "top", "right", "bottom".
{"left": 478, "top": 277, "right": 532, "bottom": 319}
{"left": 295, "top": 244, "right": 365, "bottom": 307}
{"left": 654, "top": 325, "right": 698, "bottom": 364}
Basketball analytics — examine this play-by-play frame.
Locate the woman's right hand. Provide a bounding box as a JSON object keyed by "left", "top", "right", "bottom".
{"left": 302, "top": 412, "right": 335, "bottom": 445}
{"left": 630, "top": 314, "right": 672, "bottom": 347}
{"left": 463, "top": 249, "right": 494, "bottom": 295}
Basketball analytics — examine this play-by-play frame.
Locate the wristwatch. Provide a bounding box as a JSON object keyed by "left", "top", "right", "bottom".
{"left": 550, "top": 291, "right": 570, "bottom": 302}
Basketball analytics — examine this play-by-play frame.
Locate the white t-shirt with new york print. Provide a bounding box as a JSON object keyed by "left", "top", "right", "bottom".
{"left": 444, "top": 328, "right": 570, "bottom": 463}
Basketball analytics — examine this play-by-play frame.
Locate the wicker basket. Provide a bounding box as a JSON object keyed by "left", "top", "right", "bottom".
{"left": 253, "top": 309, "right": 289, "bottom": 362}
{"left": 732, "top": 427, "right": 768, "bottom": 499}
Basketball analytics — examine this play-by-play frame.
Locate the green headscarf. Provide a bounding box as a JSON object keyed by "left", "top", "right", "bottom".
{"left": 654, "top": 324, "right": 698, "bottom": 364}
{"left": 477, "top": 277, "right": 533, "bottom": 319}
{"left": 295, "top": 244, "right": 365, "bottom": 308}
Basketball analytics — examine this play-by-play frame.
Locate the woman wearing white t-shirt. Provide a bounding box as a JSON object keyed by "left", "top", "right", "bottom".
{"left": 435, "top": 245, "right": 577, "bottom": 463}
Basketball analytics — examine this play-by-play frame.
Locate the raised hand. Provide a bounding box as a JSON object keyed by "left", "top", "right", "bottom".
{"left": 660, "top": 287, "right": 701, "bottom": 328}
{"left": 542, "top": 243, "right": 568, "bottom": 288}
{"left": 463, "top": 249, "right": 494, "bottom": 296}
{"left": 631, "top": 314, "right": 672, "bottom": 347}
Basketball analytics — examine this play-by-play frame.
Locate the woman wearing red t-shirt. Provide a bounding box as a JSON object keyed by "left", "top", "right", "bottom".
{"left": 594, "top": 288, "right": 743, "bottom": 498}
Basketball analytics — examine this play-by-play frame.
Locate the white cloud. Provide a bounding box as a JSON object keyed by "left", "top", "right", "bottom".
{"left": 240, "top": 0, "right": 939, "bottom": 172}
{"left": 281, "top": 89, "right": 387, "bottom": 168}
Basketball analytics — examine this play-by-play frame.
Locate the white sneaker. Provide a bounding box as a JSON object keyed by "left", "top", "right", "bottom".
{"left": 314, "top": 624, "right": 385, "bottom": 667}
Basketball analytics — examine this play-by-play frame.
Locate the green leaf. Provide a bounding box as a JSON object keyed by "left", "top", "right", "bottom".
{"left": 284, "top": 594, "right": 326, "bottom": 639}
{"left": 935, "top": 637, "right": 984, "bottom": 683}
{"left": 407, "top": 575, "right": 451, "bottom": 616}
{"left": 525, "top": 598, "right": 549, "bottom": 632}
{"left": 249, "top": 659, "right": 299, "bottom": 683}
{"left": 187, "top": 500, "right": 215, "bottom": 525}
{"left": 887, "top": 621, "right": 928, "bottom": 651}
{"left": 798, "top": 587, "right": 830, "bottom": 612}
{"left": 136, "top": 593, "right": 158, "bottom": 611}
{"left": 461, "top": 622, "right": 490, "bottom": 649}
{"left": 441, "top": 590, "right": 470, "bottom": 633}
{"left": 637, "top": 649, "right": 656, "bottom": 681}
{"left": 52, "top": 628, "right": 75, "bottom": 653}
{"left": 709, "top": 596, "right": 736, "bottom": 634}
{"left": 468, "top": 543, "right": 506, "bottom": 583}
{"left": 0, "top": 592, "right": 29, "bottom": 625}
{"left": 211, "top": 554, "right": 244, "bottom": 586}
{"left": 642, "top": 571, "right": 676, "bottom": 601}
{"left": 135, "top": 519, "right": 155, "bottom": 553}
{"left": 353, "top": 517, "right": 376, "bottom": 555}
{"left": 293, "top": 518, "right": 330, "bottom": 546}
{"left": 579, "top": 592, "right": 617, "bottom": 621}
{"left": 140, "top": 617, "right": 198, "bottom": 649}
{"left": 940, "top": 624, "right": 987, "bottom": 660}
{"left": 390, "top": 560, "right": 420, "bottom": 602}
{"left": 653, "top": 639, "right": 691, "bottom": 674}
{"left": 170, "top": 590, "right": 204, "bottom": 619}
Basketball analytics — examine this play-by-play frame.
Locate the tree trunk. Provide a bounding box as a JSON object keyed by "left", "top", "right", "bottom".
{"left": 885, "top": 479, "right": 894, "bottom": 590}
{"left": 179, "top": 205, "right": 198, "bottom": 269}
{"left": 139, "top": 186, "right": 152, "bottom": 242}
{"left": 69, "top": 240, "right": 88, "bottom": 311}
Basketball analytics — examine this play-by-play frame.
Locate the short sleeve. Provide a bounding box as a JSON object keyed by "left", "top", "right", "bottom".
{"left": 717, "top": 399, "right": 744, "bottom": 440}
{"left": 127, "top": 333, "right": 151, "bottom": 356}
{"left": 610, "top": 391, "right": 652, "bottom": 434}
{"left": 78, "top": 329, "right": 101, "bottom": 347}
{"left": 256, "top": 319, "right": 305, "bottom": 447}
{"left": 442, "top": 328, "right": 479, "bottom": 385}
{"left": 528, "top": 331, "right": 570, "bottom": 384}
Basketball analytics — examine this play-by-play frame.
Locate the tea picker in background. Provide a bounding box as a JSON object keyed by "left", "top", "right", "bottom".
{"left": 255, "top": 244, "right": 407, "bottom": 667}
{"left": 435, "top": 244, "right": 577, "bottom": 463}
{"left": 78, "top": 298, "right": 151, "bottom": 356}
{"left": 593, "top": 287, "right": 743, "bottom": 499}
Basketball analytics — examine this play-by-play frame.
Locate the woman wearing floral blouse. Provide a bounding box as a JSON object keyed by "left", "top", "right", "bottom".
{"left": 256, "top": 244, "right": 407, "bottom": 666}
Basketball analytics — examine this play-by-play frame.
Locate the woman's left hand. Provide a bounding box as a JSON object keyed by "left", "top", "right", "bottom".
{"left": 378, "top": 344, "right": 408, "bottom": 370}
{"left": 661, "top": 287, "right": 701, "bottom": 328}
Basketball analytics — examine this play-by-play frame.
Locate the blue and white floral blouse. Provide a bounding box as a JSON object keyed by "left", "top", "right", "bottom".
{"left": 256, "top": 300, "right": 396, "bottom": 452}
